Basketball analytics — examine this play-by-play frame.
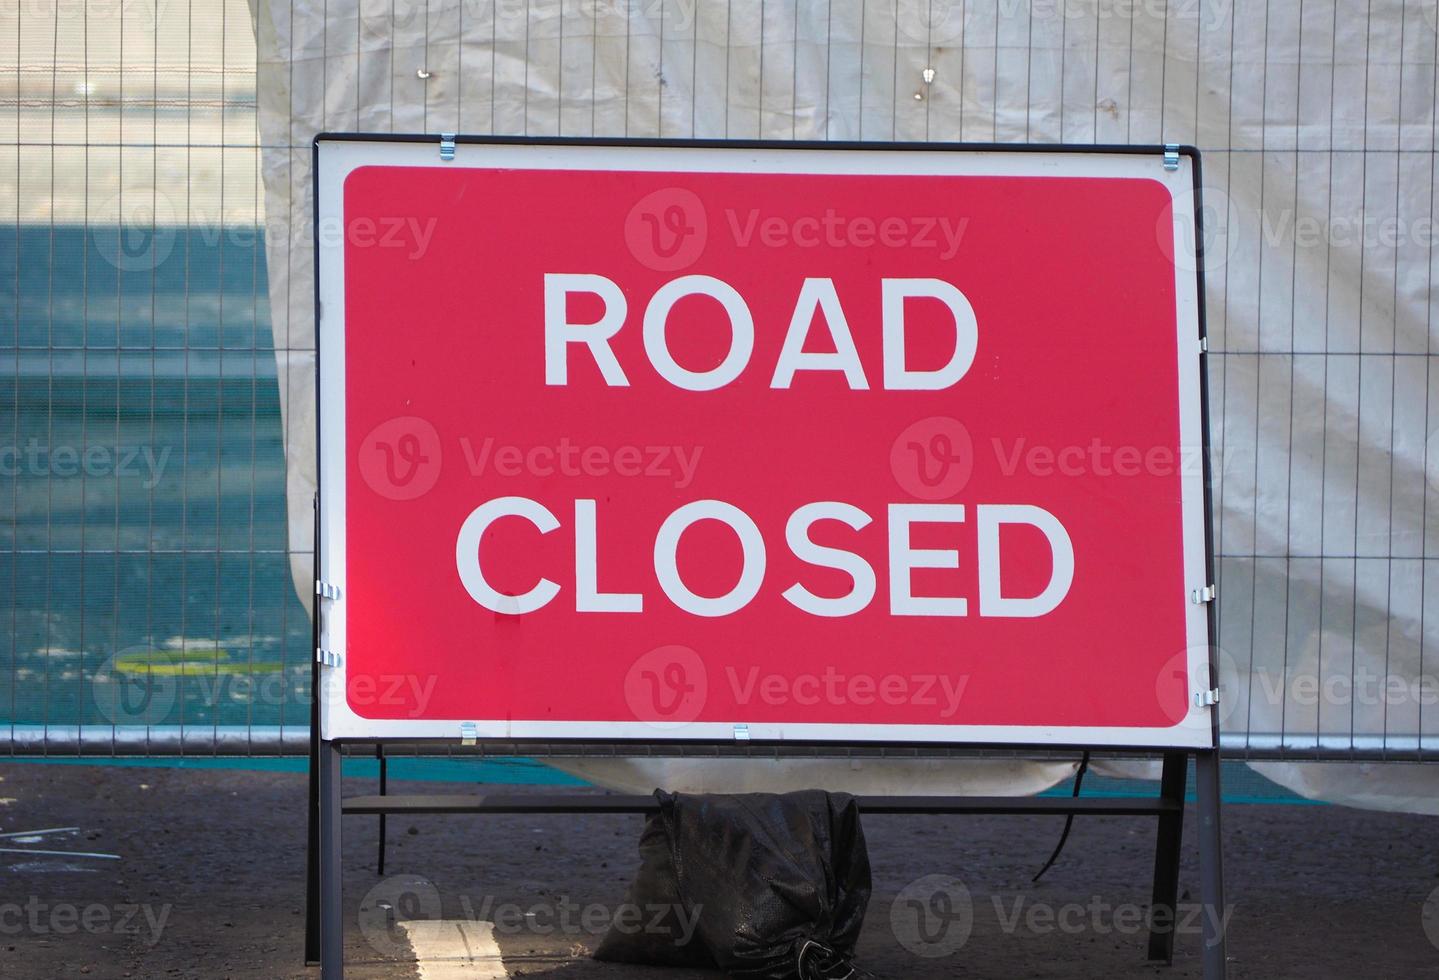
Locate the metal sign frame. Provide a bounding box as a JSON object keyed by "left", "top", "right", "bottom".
{"left": 307, "top": 134, "right": 1226, "bottom": 980}
{"left": 312, "top": 134, "right": 1220, "bottom": 752}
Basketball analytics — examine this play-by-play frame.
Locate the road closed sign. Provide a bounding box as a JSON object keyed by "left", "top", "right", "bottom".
{"left": 314, "top": 138, "right": 1216, "bottom": 747}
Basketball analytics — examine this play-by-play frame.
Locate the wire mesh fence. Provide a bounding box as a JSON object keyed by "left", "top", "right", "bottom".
{"left": 1, "top": 0, "right": 313, "bottom": 753}
{"left": 1, "top": 0, "right": 1436, "bottom": 760}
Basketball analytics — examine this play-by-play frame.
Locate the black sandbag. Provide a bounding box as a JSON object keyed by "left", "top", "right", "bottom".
{"left": 594, "top": 789, "right": 872, "bottom": 979}
{"left": 592, "top": 810, "right": 716, "bottom": 968}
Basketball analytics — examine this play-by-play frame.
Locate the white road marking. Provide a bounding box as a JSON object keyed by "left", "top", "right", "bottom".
{"left": 0, "top": 826, "right": 80, "bottom": 839}
{"left": 399, "top": 919, "right": 510, "bottom": 979}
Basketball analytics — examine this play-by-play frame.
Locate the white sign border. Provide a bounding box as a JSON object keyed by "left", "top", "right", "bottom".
{"left": 315, "top": 137, "right": 1216, "bottom": 749}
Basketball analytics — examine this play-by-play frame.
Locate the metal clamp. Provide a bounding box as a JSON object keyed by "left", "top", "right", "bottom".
{"left": 460, "top": 722, "right": 478, "bottom": 745}
{"left": 315, "top": 580, "right": 342, "bottom": 601}
{"left": 316, "top": 647, "right": 342, "bottom": 668}
{"left": 1163, "top": 143, "right": 1180, "bottom": 171}
{"left": 1194, "top": 688, "right": 1221, "bottom": 708}
{"left": 733, "top": 724, "right": 751, "bottom": 742}
{"left": 439, "top": 134, "right": 456, "bottom": 161}
{"left": 1191, "top": 584, "right": 1217, "bottom": 604}
{"left": 1199, "top": 336, "right": 1209, "bottom": 353}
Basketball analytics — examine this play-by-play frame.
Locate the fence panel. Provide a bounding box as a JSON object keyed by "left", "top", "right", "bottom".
{"left": 2, "top": 0, "right": 1436, "bottom": 762}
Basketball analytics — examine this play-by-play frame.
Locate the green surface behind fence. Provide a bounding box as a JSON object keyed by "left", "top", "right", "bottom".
{"left": 2, "top": 225, "right": 314, "bottom": 736}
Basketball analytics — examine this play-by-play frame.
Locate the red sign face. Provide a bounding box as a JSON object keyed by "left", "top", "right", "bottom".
{"left": 320, "top": 142, "right": 1212, "bottom": 746}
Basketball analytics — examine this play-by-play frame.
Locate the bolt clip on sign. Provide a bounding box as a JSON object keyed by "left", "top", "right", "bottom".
{"left": 314, "top": 138, "right": 1216, "bottom": 748}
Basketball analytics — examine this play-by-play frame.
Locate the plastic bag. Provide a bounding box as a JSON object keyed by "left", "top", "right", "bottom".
{"left": 594, "top": 789, "right": 872, "bottom": 978}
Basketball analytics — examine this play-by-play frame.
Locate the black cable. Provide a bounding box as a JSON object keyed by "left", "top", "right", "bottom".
{"left": 1031, "top": 751, "right": 1091, "bottom": 883}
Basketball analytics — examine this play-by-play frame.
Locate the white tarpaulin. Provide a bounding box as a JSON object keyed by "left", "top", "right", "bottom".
{"left": 251, "top": 0, "right": 1439, "bottom": 810}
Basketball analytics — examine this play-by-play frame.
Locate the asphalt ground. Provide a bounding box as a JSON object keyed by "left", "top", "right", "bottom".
{"left": 0, "top": 762, "right": 1436, "bottom": 979}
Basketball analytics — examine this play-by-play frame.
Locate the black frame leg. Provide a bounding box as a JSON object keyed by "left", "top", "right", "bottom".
{"left": 320, "top": 739, "right": 344, "bottom": 979}
{"left": 305, "top": 494, "right": 322, "bottom": 965}
{"left": 1195, "top": 748, "right": 1227, "bottom": 979}
{"left": 304, "top": 725, "right": 321, "bottom": 963}
{"left": 377, "top": 745, "right": 388, "bottom": 876}
{"left": 1147, "top": 751, "right": 1188, "bottom": 963}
